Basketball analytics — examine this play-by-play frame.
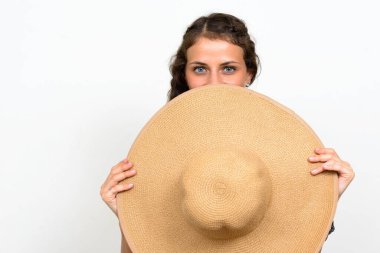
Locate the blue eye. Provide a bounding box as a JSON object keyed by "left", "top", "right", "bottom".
{"left": 224, "top": 66, "right": 236, "bottom": 73}
{"left": 194, "top": 66, "right": 206, "bottom": 73}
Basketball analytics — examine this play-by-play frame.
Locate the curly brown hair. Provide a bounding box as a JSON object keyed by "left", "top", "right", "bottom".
{"left": 167, "top": 13, "right": 261, "bottom": 102}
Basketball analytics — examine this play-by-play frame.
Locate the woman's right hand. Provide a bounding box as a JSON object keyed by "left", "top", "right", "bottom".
{"left": 100, "top": 157, "right": 137, "bottom": 216}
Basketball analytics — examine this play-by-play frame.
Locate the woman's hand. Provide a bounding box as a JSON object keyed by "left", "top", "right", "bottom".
{"left": 100, "top": 158, "right": 137, "bottom": 216}
{"left": 308, "top": 147, "right": 355, "bottom": 198}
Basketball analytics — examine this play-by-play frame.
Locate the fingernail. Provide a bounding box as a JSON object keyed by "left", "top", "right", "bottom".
{"left": 128, "top": 183, "right": 134, "bottom": 188}
{"left": 130, "top": 169, "right": 136, "bottom": 173}
{"left": 308, "top": 156, "right": 316, "bottom": 161}
{"left": 311, "top": 168, "right": 318, "bottom": 174}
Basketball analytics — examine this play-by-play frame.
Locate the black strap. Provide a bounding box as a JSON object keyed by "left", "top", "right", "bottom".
{"left": 328, "top": 221, "right": 335, "bottom": 235}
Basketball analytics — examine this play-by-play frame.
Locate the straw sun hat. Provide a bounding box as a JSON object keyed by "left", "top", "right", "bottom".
{"left": 117, "top": 84, "right": 338, "bottom": 252}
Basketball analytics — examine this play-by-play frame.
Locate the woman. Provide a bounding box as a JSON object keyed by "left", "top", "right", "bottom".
{"left": 100, "top": 13, "right": 355, "bottom": 252}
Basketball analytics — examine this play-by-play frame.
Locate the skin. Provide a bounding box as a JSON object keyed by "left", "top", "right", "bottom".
{"left": 185, "top": 37, "right": 252, "bottom": 88}
{"left": 100, "top": 37, "right": 355, "bottom": 253}
{"left": 309, "top": 147, "right": 355, "bottom": 198}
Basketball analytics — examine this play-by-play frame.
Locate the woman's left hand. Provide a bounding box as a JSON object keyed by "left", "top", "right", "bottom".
{"left": 308, "top": 147, "right": 355, "bottom": 198}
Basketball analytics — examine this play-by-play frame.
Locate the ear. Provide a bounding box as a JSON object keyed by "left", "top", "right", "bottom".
{"left": 245, "top": 72, "right": 253, "bottom": 84}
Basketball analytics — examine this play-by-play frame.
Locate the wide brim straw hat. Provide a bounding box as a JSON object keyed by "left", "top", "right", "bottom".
{"left": 117, "top": 84, "right": 338, "bottom": 253}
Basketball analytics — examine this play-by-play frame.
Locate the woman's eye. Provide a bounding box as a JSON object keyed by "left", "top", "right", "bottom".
{"left": 224, "top": 66, "right": 236, "bottom": 73}
{"left": 194, "top": 66, "right": 206, "bottom": 73}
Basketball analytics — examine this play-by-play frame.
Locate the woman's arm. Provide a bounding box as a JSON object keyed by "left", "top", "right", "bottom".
{"left": 100, "top": 158, "right": 136, "bottom": 215}
{"left": 100, "top": 158, "right": 137, "bottom": 252}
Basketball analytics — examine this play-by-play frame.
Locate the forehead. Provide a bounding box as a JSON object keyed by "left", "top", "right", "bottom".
{"left": 186, "top": 37, "right": 244, "bottom": 62}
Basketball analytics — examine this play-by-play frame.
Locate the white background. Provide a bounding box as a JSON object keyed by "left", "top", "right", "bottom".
{"left": 0, "top": 0, "right": 379, "bottom": 252}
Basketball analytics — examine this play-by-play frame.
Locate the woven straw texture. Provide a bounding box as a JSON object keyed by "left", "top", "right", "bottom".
{"left": 117, "top": 84, "right": 338, "bottom": 253}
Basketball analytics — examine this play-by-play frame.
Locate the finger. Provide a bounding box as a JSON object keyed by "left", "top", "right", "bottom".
{"left": 102, "top": 166, "right": 135, "bottom": 192}
{"left": 322, "top": 162, "right": 354, "bottom": 177}
{"left": 308, "top": 154, "right": 334, "bottom": 163}
{"left": 110, "top": 169, "right": 137, "bottom": 184}
{"left": 122, "top": 156, "right": 129, "bottom": 163}
{"left": 105, "top": 161, "right": 134, "bottom": 183}
{"left": 102, "top": 183, "right": 134, "bottom": 203}
{"left": 109, "top": 162, "right": 134, "bottom": 177}
{"left": 314, "top": 147, "right": 340, "bottom": 158}
{"left": 110, "top": 183, "right": 134, "bottom": 196}
{"left": 310, "top": 161, "right": 346, "bottom": 175}
{"left": 103, "top": 169, "right": 137, "bottom": 192}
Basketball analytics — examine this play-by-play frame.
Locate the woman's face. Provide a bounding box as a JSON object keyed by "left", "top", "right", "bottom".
{"left": 185, "top": 37, "right": 252, "bottom": 89}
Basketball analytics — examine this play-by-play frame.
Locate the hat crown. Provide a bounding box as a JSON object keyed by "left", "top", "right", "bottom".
{"left": 180, "top": 148, "right": 272, "bottom": 239}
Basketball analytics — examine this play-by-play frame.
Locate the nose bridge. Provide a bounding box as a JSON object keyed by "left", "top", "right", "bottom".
{"left": 208, "top": 68, "right": 222, "bottom": 85}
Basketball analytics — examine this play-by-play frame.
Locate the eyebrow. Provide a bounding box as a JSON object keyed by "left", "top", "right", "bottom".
{"left": 188, "top": 61, "right": 240, "bottom": 66}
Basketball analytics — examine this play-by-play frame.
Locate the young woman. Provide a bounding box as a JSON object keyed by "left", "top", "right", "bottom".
{"left": 100, "top": 13, "right": 355, "bottom": 253}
